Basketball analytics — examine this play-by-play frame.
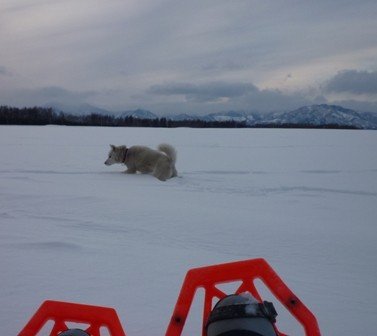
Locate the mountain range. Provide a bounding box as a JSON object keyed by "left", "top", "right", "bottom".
{"left": 47, "top": 103, "right": 377, "bottom": 129}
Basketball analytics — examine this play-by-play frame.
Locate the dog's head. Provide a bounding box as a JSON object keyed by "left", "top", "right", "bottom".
{"left": 104, "top": 144, "right": 127, "bottom": 165}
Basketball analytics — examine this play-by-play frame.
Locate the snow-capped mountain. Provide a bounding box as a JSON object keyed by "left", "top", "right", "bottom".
{"left": 258, "top": 104, "right": 376, "bottom": 129}
{"left": 203, "top": 111, "right": 249, "bottom": 122}
{"left": 118, "top": 109, "right": 157, "bottom": 119}
{"left": 169, "top": 111, "right": 263, "bottom": 124}
{"left": 166, "top": 113, "right": 199, "bottom": 121}
{"left": 187, "top": 105, "right": 377, "bottom": 129}
{"left": 361, "top": 111, "right": 377, "bottom": 127}
{"left": 44, "top": 102, "right": 377, "bottom": 129}
{"left": 46, "top": 102, "right": 110, "bottom": 116}
{"left": 47, "top": 104, "right": 157, "bottom": 120}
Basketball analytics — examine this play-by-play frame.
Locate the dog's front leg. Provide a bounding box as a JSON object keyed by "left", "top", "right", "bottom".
{"left": 124, "top": 168, "right": 137, "bottom": 174}
{"left": 123, "top": 163, "right": 137, "bottom": 174}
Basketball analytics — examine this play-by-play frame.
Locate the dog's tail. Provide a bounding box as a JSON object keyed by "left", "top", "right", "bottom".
{"left": 158, "top": 143, "right": 177, "bottom": 164}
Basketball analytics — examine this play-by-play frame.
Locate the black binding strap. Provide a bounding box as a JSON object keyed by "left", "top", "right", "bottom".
{"left": 207, "top": 301, "right": 277, "bottom": 327}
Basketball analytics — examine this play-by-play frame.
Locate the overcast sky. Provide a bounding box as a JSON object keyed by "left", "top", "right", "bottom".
{"left": 1, "top": 0, "right": 377, "bottom": 115}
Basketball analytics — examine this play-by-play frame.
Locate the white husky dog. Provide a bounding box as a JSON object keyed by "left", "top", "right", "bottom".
{"left": 104, "top": 143, "right": 178, "bottom": 181}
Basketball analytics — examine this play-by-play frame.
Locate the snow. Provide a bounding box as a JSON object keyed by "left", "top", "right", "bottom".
{"left": 1, "top": 126, "right": 376, "bottom": 336}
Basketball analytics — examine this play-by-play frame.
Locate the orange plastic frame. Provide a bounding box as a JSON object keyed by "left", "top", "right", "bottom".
{"left": 18, "top": 300, "right": 126, "bottom": 336}
{"left": 166, "top": 258, "right": 320, "bottom": 336}
{"left": 18, "top": 258, "right": 320, "bottom": 336}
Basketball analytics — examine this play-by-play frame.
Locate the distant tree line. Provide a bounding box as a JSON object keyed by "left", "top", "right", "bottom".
{"left": 0, "top": 106, "right": 247, "bottom": 128}
{"left": 0, "top": 105, "right": 359, "bottom": 129}
{"left": 252, "top": 122, "right": 359, "bottom": 129}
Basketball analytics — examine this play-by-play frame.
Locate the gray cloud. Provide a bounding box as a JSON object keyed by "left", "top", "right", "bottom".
{"left": 0, "top": 86, "right": 97, "bottom": 107}
{"left": 240, "top": 88, "right": 312, "bottom": 113}
{"left": 0, "top": 66, "right": 11, "bottom": 76}
{"left": 325, "top": 70, "right": 377, "bottom": 94}
{"left": 1, "top": 1, "right": 377, "bottom": 113}
{"left": 36, "top": 86, "right": 96, "bottom": 102}
{"left": 330, "top": 99, "right": 377, "bottom": 113}
{"left": 147, "top": 81, "right": 316, "bottom": 113}
{"left": 149, "top": 82, "right": 258, "bottom": 103}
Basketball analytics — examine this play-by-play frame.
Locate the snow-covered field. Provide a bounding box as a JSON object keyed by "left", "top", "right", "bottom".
{"left": 1, "top": 126, "right": 376, "bottom": 336}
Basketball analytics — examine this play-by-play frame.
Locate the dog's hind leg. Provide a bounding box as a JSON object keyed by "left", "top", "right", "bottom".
{"left": 153, "top": 168, "right": 169, "bottom": 181}
{"left": 153, "top": 160, "right": 171, "bottom": 181}
{"left": 154, "top": 174, "right": 167, "bottom": 181}
{"left": 172, "top": 166, "right": 178, "bottom": 177}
